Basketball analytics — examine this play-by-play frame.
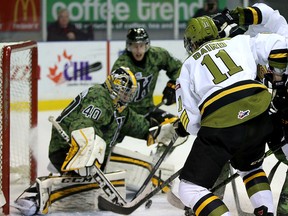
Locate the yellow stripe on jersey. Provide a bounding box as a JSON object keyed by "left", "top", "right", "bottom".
{"left": 180, "top": 110, "right": 189, "bottom": 130}
{"left": 200, "top": 83, "right": 267, "bottom": 115}
{"left": 269, "top": 49, "right": 288, "bottom": 69}
{"left": 247, "top": 7, "right": 259, "bottom": 24}
{"left": 269, "top": 53, "right": 288, "bottom": 59}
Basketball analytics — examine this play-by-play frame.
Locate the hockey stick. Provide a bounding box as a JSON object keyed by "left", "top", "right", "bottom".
{"left": 268, "top": 160, "right": 281, "bottom": 183}
{"left": 231, "top": 160, "right": 281, "bottom": 216}
{"left": 48, "top": 116, "right": 127, "bottom": 206}
{"left": 98, "top": 168, "right": 182, "bottom": 215}
{"left": 100, "top": 142, "right": 283, "bottom": 215}
{"left": 211, "top": 144, "right": 285, "bottom": 192}
{"left": 103, "top": 100, "right": 166, "bottom": 171}
{"left": 131, "top": 132, "right": 179, "bottom": 201}
{"left": 229, "top": 165, "right": 254, "bottom": 216}
{"left": 165, "top": 143, "right": 287, "bottom": 213}
{"left": 105, "top": 99, "right": 167, "bottom": 170}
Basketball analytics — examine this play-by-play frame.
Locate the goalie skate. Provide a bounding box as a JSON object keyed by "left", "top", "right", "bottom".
{"left": 12, "top": 197, "right": 38, "bottom": 216}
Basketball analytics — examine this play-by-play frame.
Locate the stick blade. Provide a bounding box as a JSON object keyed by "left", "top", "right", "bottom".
{"left": 98, "top": 196, "right": 139, "bottom": 215}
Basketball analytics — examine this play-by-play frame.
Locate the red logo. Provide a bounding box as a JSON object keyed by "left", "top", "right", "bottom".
{"left": 47, "top": 50, "right": 72, "bottom": 84}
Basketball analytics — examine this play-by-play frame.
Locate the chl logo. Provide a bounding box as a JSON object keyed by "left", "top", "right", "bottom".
{"left": 48, "top": 50, "right": 92, "bottom": 84}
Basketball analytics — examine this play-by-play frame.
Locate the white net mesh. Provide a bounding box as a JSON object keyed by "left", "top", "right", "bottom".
{"left": 10, "top": 49, "right": 32, "bottom": 182}
{"left": 0, "top": 41, "right": 37, "bottom": 214}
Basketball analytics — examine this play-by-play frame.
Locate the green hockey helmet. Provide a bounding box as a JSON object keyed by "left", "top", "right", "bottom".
{"left": 126, "top": 27, "right": 150, "bottom": 52}
{"left": 105, "top": 67, "right": 138, "bottom": 112}
{"left": 184, "top": 16, "right": 219, "bottom": 54}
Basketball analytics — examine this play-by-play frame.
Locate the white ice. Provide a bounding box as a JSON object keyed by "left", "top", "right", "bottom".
{"left": 9, "top": 104, "right": 287, "bottom": 215}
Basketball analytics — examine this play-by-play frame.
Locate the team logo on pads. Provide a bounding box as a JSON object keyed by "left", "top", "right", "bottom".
{"left": 238, "top": 110, "right": 250, "bottom": 119}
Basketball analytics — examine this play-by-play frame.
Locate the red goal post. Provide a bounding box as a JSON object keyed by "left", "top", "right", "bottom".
{"left": 0, "top": 41, "right": 38, "bottom": 215}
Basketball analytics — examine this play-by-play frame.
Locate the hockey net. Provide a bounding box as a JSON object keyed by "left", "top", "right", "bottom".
{"left": 0, "top": 41, "right": 38, "bottom": 215}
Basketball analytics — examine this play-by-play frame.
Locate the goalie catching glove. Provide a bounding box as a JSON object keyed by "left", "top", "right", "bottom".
{"left": 61, "top": 127, "right": 106, "bottom": 176}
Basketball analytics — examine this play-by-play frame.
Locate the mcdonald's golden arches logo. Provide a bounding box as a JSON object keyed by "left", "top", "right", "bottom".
{"left": 14, "top": 0, "right": 37, "bottom": 22}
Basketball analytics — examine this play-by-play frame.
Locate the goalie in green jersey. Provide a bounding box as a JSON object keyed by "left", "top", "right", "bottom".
{"left": 13, "top": 66, "right": 180, "bottom": 216}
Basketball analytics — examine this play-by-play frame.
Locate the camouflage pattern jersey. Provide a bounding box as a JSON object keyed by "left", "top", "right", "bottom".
{"left": 48, "top": 84, "right": 150, "bottom": 172}
{"left": 112, "top": 46, "right": 182, "bottom": 115}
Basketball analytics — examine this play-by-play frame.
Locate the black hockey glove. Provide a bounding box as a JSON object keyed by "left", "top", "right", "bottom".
{"left": 270, "top": 74, "right": 288, "bottom": 135}
{"left": 173, "top": 119, "right": 190, "bottom": 137}
{"left": 211, "top": 9, "right": 239, "bottom": 38}
{"left": 162, "top": 80, "right": 176, "bottom": 106}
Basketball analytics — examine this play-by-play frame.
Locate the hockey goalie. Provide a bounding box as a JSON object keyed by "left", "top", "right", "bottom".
{"left": 12, "top": 126, "right": 127, "bottom": 215}
{"left": 12, "top": 67, "right": 186, "bottom": 215}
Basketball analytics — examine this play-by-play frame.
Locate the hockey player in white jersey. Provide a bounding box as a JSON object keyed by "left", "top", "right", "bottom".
{"left": 212, "top": 3, "right": 288, "bottom": 215}
{"left": 175, "top": 15, "right": 288, "bottom": 216}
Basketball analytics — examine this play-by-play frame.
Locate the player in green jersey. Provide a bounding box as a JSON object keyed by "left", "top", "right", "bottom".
{"left": 112, "top": 27, "right": 182, "bottom": 124}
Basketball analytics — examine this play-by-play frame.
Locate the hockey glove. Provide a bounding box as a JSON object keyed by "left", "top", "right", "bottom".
{"left": 269, "top": 74, "right": 288, "bottom": 141}
{"left": 271, "top": 74, "right": 288, "bottom": 112}
{"left": 147, "top": 118, "right": 176, "bottom": 146}
{"left": 162, "top": 80, "right": 176, "bottom": 105}
{"left": 173, "top": 119, "right": 190, "bottom": 137}
{"left": 147, "top": 117, "right": 189, "bottom": 146}
{"left": 211, "top": 9, "right": 239, "bottom": 38}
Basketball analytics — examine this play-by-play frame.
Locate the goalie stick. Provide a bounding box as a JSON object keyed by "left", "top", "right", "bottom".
{"left": 48, "top": 116, "right": 127, "bottom": 206}
{"left": 97, "top": 132, "right": 181, "bottom": 214}
{"left": 98, "top": 168, "right": 182, "bottom": 215}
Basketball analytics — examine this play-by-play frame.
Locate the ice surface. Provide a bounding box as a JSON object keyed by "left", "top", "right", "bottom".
{"left": 9, "top": 105, "right": 287, "bottom": 215}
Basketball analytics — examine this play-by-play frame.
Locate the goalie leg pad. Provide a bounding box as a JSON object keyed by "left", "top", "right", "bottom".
{"left": 13, "top": 171, "right": 126, "bottom": 215}
{"left": 106, "top": 146, "right": 154, "bottom": 191}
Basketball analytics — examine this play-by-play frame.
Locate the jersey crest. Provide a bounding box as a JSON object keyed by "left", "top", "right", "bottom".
{"left": 133, "top": 73, "right": 153, "bottom": 102}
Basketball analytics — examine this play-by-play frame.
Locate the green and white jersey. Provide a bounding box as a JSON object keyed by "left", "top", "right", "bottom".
{"left": 112, "top": 46, "right": 182, "bottom": 115}
{"left": 49, "top": 84, "right": 150, "bottom": 159}
{"left": 176, "top": 33, "right": 288, "bottom": 135}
